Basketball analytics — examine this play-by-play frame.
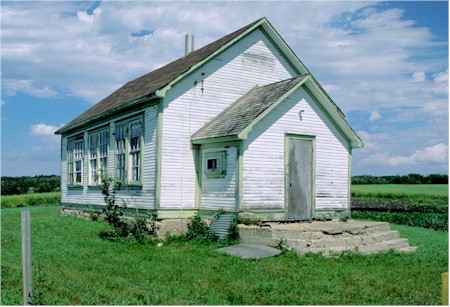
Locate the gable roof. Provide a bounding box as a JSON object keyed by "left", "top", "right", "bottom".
{"left": 192, "top": 75, "right": 364, "bottom": 148}
{"left": 56, "top": 18, "right": 265, "bottom": 134}
{"left": 191, "top": 75, "right": 307, "bottom": 141}
{"left": 55, "top": 17, "right": 350, "bottom": 138}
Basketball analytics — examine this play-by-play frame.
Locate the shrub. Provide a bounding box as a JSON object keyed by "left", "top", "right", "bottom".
{"left": 185, "top": 213, "right": 217, "bottom": 243}
{"left": 99, "top": 177, "right": 158, "bottom": 243}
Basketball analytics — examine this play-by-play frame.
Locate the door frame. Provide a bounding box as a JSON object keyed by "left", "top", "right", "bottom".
{"left": 284, "top": 133, "right": 316, "bottom": 220}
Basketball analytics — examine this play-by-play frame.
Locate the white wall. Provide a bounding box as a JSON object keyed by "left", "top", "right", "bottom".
{"left": 242, "top": 87, "right": 350, "bottom": 212}
{"left": 160, "top": 28, "right": 296, "bottom": 209}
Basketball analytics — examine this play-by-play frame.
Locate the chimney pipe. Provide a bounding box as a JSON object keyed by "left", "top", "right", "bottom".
{"left": 185, "top": 33, "right": 194, "bottom": 56}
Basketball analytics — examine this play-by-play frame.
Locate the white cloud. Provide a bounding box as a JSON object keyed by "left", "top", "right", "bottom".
{"left": 411, "top": 72, "right": 426, "bottom": 82}
{"left": 3, "top": 79, "right": 57, "bottom": 97}
{"left": 30, "top": 123, "right": 61, "bottom": 136}
{"left": 369, "top": 110, "right": 381, "bottom": 121}
{"left": 356, "top": 130, "right": 376, "bottom": 149}
{"left": 362, "top": 143, "right": 448, "bottom": 167}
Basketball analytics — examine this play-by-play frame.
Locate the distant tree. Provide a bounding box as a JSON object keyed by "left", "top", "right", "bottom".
{"left": 352, "top": 174, "right": 448, "bottom": 185}
{"left": 1, "top": 175, "right": 61, "bottom": 195}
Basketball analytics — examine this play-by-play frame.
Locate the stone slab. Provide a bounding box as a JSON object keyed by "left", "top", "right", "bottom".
{"left": 216, "top": 244, "right": 282, "bottom": 259}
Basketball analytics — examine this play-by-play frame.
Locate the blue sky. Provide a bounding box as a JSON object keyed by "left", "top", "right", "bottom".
{"left": 1, "top": 1, "right": 448, "bottom": 176}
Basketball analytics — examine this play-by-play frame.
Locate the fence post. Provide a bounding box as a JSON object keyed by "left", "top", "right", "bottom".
{"left": 443, "top": 272, "right": 448, "bottom": 305}
{"left": 21, "top": 210, "right": 32, "bottom": 305}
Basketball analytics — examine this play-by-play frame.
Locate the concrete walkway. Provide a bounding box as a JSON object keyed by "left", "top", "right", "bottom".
{"left": 216, "top": 244, "right": 282, "bottom": 259}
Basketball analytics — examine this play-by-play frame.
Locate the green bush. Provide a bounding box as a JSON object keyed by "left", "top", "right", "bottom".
{"left": 99, "top": 177, "right": 158, "bottom": 243}
{"left": 185, "top": 213, "right": 218, "bottom": 243}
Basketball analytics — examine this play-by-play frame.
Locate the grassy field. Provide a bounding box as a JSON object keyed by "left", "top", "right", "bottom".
{"left": 1, "top": 207, "right": 448, "bottom": 305}
{"left": 351, "top": 184, "right": 448, "bottom": 197}
{"left": 1, "top": 192, "right": 60, "bottom": 209}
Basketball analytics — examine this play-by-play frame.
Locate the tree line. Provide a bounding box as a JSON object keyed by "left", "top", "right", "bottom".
{"left": 0, "top": 173, "right": 447, "bottom": 196}
{"left": 352, "top": 173, "right": 448, "bottom": 185}
{"left": 1, "top": 175, "right": 61, "bottom": 195}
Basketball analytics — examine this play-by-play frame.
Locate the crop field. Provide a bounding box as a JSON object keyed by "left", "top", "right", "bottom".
{"left": 351, "top": 184, "right": 448, "bottom": 198}
{"left": 351, "top": 184, "right": 448, "bottom": 231}
{"left": 1, "top": 206, "right": 448, "bottom": 305}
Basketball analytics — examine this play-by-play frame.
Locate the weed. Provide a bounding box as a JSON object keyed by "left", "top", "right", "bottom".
{"left": 237, "top": 215, "right": 261, "bottom": 226}
{"left": 87, "top": 206, "right": 99, "bottom": 221}
{"left": 339, "top": 215, "right": 350, "bottom": 222}
{"left": 185, "top": 213, "right": 217, "bottom": 243}
{"left": 275, "top": 238, "right": 290, "bottom": 254}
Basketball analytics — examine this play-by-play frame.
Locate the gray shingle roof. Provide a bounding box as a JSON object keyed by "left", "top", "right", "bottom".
{"left": 191, "top": 75, "right": 307, "bottom": 141}
{"left": 56, "top": 18, "right": 265, "bottom": 134}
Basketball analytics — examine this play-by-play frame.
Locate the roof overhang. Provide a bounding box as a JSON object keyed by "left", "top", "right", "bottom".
{"left": 55, "top": 94, "right": 162, "bottom": 135}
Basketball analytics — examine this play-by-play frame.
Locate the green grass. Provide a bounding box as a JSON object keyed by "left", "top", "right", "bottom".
{"left": 1, "top": 192, "right": 60, "bottom": 208}
{"left": 1, "top": 207, "right": 448, "bottom": 305}
{"left": 351, "top": 184, "right": 448, "bottom": 198}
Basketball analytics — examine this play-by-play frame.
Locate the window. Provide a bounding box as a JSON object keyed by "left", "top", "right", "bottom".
{"left": 205, "top": 151, "right": 226, "bottom": 178}
{"left": 115, "top": 117, "right": 143, "bottom": 184}
{"left": 115, "top": 124, "right": 127, "bottom": 182}
{"left": 67, "top": 135, "right": 84, "bottom": 185}
{"left": 129, "top": 120, "right": 142, "bottom": 182}
{"left": 88, "top": 129, "right": 109, "bottom": 185}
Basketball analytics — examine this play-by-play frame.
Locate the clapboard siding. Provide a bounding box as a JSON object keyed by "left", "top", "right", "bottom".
{"left": 242, "top": 87, "right": 350, "bottom": 211}
{"left": 201, "top": 146, "right": 237, "bottom": 210}
{"left": 160, "top": 28, "right": 296, "bottom": 209}
{"left": 60, "top": 106, "right": 158, "bottom": 209}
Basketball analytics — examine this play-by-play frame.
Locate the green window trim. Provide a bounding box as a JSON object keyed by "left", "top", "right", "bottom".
{"left": 204, "top": 151, "right": 226, "bottom": 178}
{"left": 88, "top": 127, "right": 109, "bottom": 186}
{"left": 114, "top": 116, "right": 144, "bottom": 185}
{"left": 67, "top": 134, "right": 84, "bottom": 186}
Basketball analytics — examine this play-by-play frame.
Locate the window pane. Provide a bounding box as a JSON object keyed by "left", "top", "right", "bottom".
{"left": 76, "top": 160, "right": 82, "bottom": 172}
{"left": 99, "top": 130, "right": 108, "bottom": 157}
{"left": 130, "top": 121, "right": 142, "bottom": 138}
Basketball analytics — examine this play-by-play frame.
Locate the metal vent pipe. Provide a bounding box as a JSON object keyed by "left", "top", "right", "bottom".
{"left": 185, "top": 33, "right": 194, "bottom": 56}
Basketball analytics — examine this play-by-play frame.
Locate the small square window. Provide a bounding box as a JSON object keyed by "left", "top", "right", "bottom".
{"left": 207, "top": 158, "right": 219, "bottom": 172}
{"left": 205, "top": 151, "right": 226, "bottom": 178}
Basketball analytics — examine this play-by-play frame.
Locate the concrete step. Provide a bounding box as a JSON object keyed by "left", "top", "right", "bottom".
{"left": 357, "top": 238, "right": 410, "bottom": 254}
{"left": 238, "top": 221, "right": 416, "bottom": 256}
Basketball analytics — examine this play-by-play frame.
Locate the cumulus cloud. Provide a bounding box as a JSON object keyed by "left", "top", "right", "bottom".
{"left": 356, "top": 130, "right": 376, "bottom": 149}
{"left": 362, "top": 143, "right": 448, "bottom": 167}
{"left": 30, "top": 123, "right": 62, "bottom": 136}
{"left": 3, "top": 79, "right": 57, "bottom": 97}
{"left": 369, "top": 110, "right": 381, "bottom": 121}
{"left": 411, "top": 72, "right": 426, "bottom": 82}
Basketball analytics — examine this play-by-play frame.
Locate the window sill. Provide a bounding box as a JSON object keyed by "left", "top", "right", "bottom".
{"left": 67, "top": 185, "right": 83, "bottom": 190}
{"left": 205, "top": 172, "right": 226, "bottom": 179}
{"left": 122, "top": 184, "right": 143, "bottom": 190}
{"left": 87, "top": 185, "right": 103, "bottom": 190}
